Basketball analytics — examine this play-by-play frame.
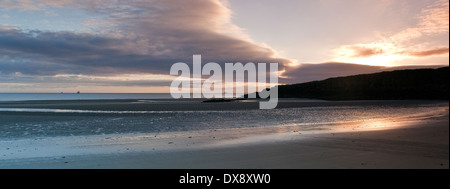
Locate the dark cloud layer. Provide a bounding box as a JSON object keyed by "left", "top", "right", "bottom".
{"left": 0, "top": 0, "right": 291, "bottom": 79}
{"left": 348, "top": 46, "right": 384, "bottom": 58}
{"left": 405, "top": 47, "right": 449, "bottom": 57}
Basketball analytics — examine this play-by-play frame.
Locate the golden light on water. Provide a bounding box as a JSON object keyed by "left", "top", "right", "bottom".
{"left": 332, "top": 118, "right": 419, "bottom": 133}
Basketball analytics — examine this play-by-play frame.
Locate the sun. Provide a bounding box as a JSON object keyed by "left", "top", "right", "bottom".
{"left": 335, "top": 54, "right": 408, "bottom": 67}
{"left": 332, "top": 42, "right": 411, "bottom": 67}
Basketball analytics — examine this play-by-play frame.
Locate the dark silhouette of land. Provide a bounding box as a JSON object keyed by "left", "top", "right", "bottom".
{"left": 248, "top": 67, "right": 449, "bottom": 100}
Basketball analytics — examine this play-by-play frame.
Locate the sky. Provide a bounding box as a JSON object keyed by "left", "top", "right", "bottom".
{"left": 0, "top": 0, "right": 448, "bottom": 93}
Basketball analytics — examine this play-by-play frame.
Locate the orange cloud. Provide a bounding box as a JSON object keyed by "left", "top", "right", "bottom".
{"left": 332, "top": 0, "right": 449, "bottom": 66}
{"left": 348, "top": 46, "right": 384, "bottom": 58}
{"left": 390, "top": 0, "right": 448, "bottom": 42}
{"left": 403, "top": 47, "right": 449, "bottom": 57}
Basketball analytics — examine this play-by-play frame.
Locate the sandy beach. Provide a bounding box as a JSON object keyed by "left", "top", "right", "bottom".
{"left": 1, "top": 106, "right": 447, "bottom": 169}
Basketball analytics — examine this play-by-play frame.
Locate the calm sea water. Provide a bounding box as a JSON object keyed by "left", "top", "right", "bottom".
{"left": 0, "top": 95, "right": 447, "bottom": 139}
{"left": 0, "top": 93, "right": 172, "bottom": 101}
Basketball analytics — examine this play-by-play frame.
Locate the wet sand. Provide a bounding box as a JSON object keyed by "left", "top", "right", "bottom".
{"left": 1, "top": 110, "right": 448, "bottom": 169}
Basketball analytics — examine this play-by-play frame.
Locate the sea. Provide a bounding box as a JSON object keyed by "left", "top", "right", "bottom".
{"left": 0, "top": 93, "right": 448, "bottom": 140}
{"left": 0, "top": 93, "right": 172, "bottom": 101}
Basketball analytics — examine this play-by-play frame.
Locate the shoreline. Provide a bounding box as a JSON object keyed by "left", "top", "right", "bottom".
{"left": 0, "top": 108, "right": 448, "bottom": 169}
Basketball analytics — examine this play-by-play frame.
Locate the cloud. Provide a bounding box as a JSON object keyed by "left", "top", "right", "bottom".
{"left": 332, "top": 0, "right": 449, "bottom": 66}
{"left": 0, "top": 0, "right": 76, "bottom": 10}
{"left": 390, "top": 0, "right": 449, "bottom": 42}
{"left": 345, "top": 46, "right": 384, "bottom": 58}
{"left": 0, "top": 0, "right": 292, "bottom": 78}
{"left": 0, "top": 72, "right": 173, "bottom": 87}
{"left": 0, "top": 0, "right": 41, "bottom": 10}
{"left": 402, "top": 47, "right": 449, "bottom": 57}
